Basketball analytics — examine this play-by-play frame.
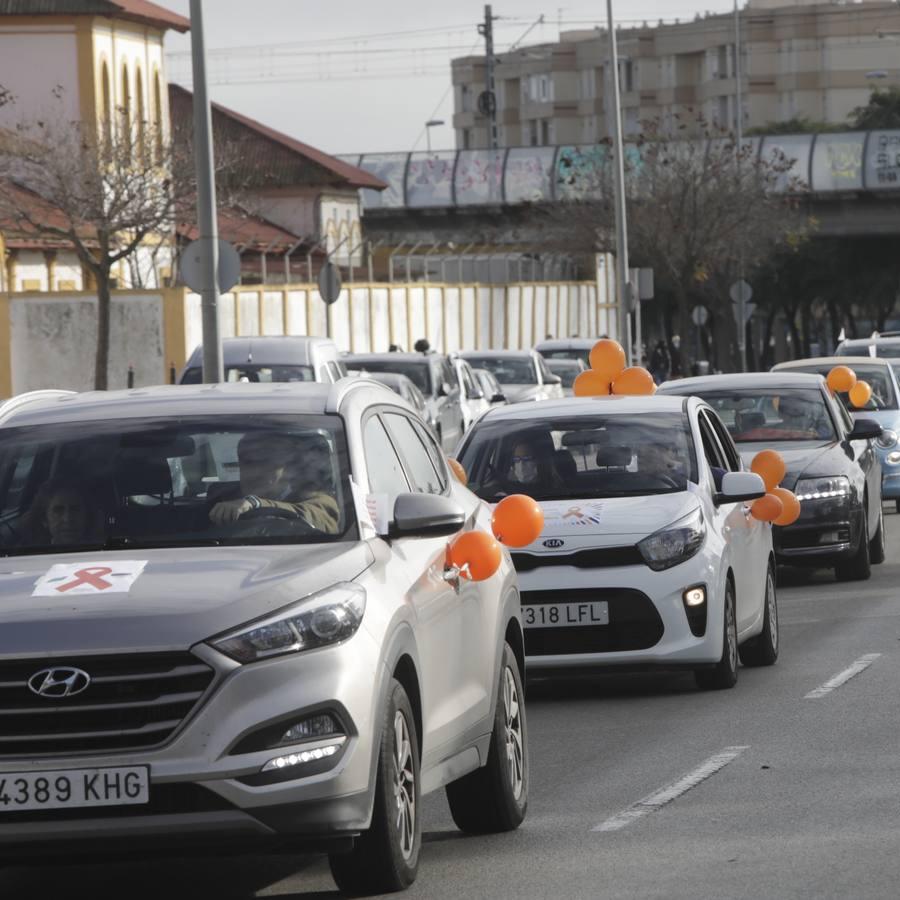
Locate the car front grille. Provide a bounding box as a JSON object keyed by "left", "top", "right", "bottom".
{"left": 511, "top": 546, "right": 644, "bottom": 572}
{"left": 0, "top": 653, "right": 215, "bottom": 758}
{"left": 522, "top": 588, "right": 664, "bottom": 655}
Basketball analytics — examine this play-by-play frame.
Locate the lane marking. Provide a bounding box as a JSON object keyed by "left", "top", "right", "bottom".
{"left": 592, "top": 745, "right": 749, "bottom": 833}
{"left": 804, "top": 653, "right": 881, "bottom": 700}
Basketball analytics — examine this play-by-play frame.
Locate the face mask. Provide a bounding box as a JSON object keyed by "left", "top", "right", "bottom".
{"left": 512, "top": 460, "right": 538, "bottom": 483}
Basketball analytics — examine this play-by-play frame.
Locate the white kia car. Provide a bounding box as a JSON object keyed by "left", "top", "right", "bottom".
{"left": 457, "top": 396, "right": 778, "bottom": 689}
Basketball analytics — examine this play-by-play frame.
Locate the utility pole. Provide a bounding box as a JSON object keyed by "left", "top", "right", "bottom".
{"left": 478, "top": 5, "right": 499, "bottom": 150}
{"left": 734, "top": 0, "right": 748, "bottom": 372}
{"left": 189, "top": 0, "right": 223, "bottom": 383}
{"left": 606, "top": 0, "right": 632, "bottom": 363}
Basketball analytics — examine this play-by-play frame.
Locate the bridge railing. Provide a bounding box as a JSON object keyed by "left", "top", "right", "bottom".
{"left": 339, "top": 130, "right": 900, "bottom": 210}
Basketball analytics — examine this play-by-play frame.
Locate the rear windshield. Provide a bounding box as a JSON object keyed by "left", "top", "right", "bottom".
{"left": 181, "top": 365, "right": 315, "bottom": 384}
{"left": 458, "top": 413, "right": 697, "bottom": 501}
{"left": 698, "top": 389, "right": 836, "bottom": 442}
{"left": 348, "top": 360, "right": 432, "bottom": 394}
{"left": 0, "top": 414, "right": 357, "bottom": 557}
{"left": 781, "top": 365, "right": 897, "bottom": 411}
{"left": 539, "top": 348, "right": 592, "bottom": 367}
{"left": 464, "top": 357, "right": 537, "bottom": 385}
{"left": 837, "top": 344, "right": 900, "bottom": 360}
{"left": 547, "top": 362, "right": 583, "bottom": 388}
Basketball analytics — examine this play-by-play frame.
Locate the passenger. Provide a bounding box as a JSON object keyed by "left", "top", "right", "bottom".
{"left": 24, "top": 482, "right": 103, "bottom": 547}
{"left": 209, "top": 432, "right": 340, "bottom": 534}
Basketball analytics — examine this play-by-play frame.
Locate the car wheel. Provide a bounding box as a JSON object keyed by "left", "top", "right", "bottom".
{"left": 739, "top": 562, "right": 778, "bottom": 667}
{"left": 695, "top": 580, "right": 738, "bottom": 691}
{"left": 329, "top": 679, "right": 421, "bottom": 895}
{"left": 446, "top": 642, "right": 528, "bottom": 834}
{"left": 869, "top": 504, "right": 886, "bottom": 565}
{"left": 835, "top": 509, "right": 871, "bottom": 582}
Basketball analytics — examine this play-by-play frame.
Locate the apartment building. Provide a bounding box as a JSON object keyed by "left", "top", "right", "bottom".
{"left": 452, "top": 0, "right": 900, "bottom": 149}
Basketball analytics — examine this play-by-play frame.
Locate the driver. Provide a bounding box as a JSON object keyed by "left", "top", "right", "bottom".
{"left": 778, "top": 394, "right": 830, "bottom": 438}
{"left": 208, "top": 432, "right": 340, "bottom": 534}
{"left": 638, "top": 443, "right": 684, "bottom": 483}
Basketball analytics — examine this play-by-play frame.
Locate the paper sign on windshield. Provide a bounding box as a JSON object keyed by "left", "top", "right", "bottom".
{"left": 32, "top": 561, "right": 148, "bottom": 597}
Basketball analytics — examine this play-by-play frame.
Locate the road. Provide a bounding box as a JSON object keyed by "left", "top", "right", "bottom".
{"left": 5, "top": 515, "right": 900, "bottom": 899}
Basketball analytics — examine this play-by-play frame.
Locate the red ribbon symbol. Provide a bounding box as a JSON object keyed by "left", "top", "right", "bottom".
{"left": 56, "top": 567, "right": 114, "bottom": 593}
{"left": 563, "top": 507, "right": 585, "bottom": 519}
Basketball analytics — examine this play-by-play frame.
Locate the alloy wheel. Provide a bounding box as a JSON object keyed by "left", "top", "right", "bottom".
{"left": 393, "top": 710, "right": 416, "bottom": 860}
{"left": 767, "top": 569, "right": 778, "bottom": 654}
{"left": 726, "top": 594, "right": 738, "bottom": 674}
{"left": 503, "top": 667, "right": 525, "bottom": 800}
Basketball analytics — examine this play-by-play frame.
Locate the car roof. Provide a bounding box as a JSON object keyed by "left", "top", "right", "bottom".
{"left": 345, "top": 352, "right": 437, "bottom": 365}
{"left": 774, "top": 356, "right": 894, "bottom": 370}
{"left": 0, "top": 381, "right": 395, "bottom": 428}
{"left": 460, "top": 350, "right": 536, "bottom": 359}
{"left": 534, "top": 338, "right": 596, "bottom": 350}
{"left": 839, "top": 337, "right": 900, "bottom": 346}
{"left": 545, "top": 358, "right": 583, "bottom": 368}
{"left": 478, "top": 395, "right": 688, "bottom": 422}
{"left": 185, "top": 336, "right": 334, "bottom": 368}
{"left": 659, "top": 372, "right": 825, "bottom": 394}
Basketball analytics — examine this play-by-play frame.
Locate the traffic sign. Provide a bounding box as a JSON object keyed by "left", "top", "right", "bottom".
{"left": 180, "top": 238, "right": 240, "bottom": 294}
{"left": 318, "top": 262, "right": 343, "bottom": 306}
{"left": 730, "top": 279, "right": 753, "bottom": 305}
{"left": 691, "top": 305, "right": 709, "bottom": 327}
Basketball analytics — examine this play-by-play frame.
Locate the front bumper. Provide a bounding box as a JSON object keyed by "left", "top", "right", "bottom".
{"left": 773, "top": 496, "right": 861, "bottom": 567}
{"left": 0, "top": 631, "right": 384, "bottom": 851}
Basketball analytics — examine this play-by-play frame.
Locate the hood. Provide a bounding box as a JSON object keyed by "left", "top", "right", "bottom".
{"left": 0, "top": 542, "right": 373, "bottom": 656}
{"left": 517, "top": 492, "right": 699, "bottom": 551}
{"left": 737, "top": 441, "right": 847, "bottom": 490}
{"left": 502, "top": 384, "right": 544, "bottom": 403}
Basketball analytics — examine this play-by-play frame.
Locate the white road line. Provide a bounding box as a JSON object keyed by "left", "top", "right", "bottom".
{"left": 804, "top": 653, "right": 881, "bottom": 700}
{"left": 592, "top": 746, "right": 749, "bottom": 833}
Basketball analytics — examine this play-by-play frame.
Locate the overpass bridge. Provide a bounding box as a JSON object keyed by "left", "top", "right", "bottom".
{"left": 340, "top": 131, "right": 900, "bottom": 258}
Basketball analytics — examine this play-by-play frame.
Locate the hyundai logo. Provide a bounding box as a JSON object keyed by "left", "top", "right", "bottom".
{"left": 543, "top": 538, "right": 565, "bottom": 549}
{"left": 27, "top": 667, "right": 91, "bottom": 699}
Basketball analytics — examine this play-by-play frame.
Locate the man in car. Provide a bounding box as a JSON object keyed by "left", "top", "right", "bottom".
{"left": 778, "top": 394, "right": 832, "bottom": 439}
{"left": 209, "top": 432, "right": 340, "bottom": 534}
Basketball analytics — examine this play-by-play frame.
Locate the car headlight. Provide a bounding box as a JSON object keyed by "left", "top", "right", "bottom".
{"left": 637, "top": 507, "right": 706, "bottom": 572}
{"left": 210, "top": 583, "right": 366, "bottom": 664}
{"left": 794, "top": 476, "right": 850, "bottom": 502}
{"left": 876, "top": 429, "right": 898, "bottom": 450}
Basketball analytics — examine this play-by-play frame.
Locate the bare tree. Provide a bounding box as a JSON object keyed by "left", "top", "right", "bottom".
{"left": 547, "top": 116, "right": 812, "bottom": 370}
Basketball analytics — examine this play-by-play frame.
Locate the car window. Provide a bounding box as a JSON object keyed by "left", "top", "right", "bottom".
{"left": 781, "top": 364, "right": 897, "bottom": 411}
{"left": 697, "top": 389, "right": 836, "bottom": 442}
{"left": 697, "top": 412, "right": 727, "bottom": 472}
{"left": 440, "top": 361, "right": 456, "bottom": 391}
{"left": 705, "top": 409, "right": 741, "bottom": 472}
{"left": 363, "top": 416, "right": 410, "bottom": 497}
{"left": 384, "top": 413, "right": 444, "bottom": 494}
{"left": 460, "top": 364, "right": 479, "bottom": 398}
{"left": 347, "top": 360, "right": 432, "bottom": 395}
{"left": 327, "top": 361, "right": 343, "bottom": 382}
{"left": 411, "top": 419, "right": 450, "bottom": 492}
{"left": 464, "top": 357, "right": 538, "bottom": 385}
{"left": 181, "top": 365, "right": 315, "bottom": 384}
{"left": 537, "top": 356, "right": 554, "bottom": 383}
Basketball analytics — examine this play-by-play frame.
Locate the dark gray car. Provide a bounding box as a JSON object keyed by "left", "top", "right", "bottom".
{"left": 0, "top": 381, "right": 527, "bottom": 893}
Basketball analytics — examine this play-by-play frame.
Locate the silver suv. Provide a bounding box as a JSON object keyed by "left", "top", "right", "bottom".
{"left": 0, "top": 380, "right": 527, "bottom": 894}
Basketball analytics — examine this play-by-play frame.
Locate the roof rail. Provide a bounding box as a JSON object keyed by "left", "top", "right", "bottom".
{"left": 0, "top": 390, "right": 76, "bottom": 426}
{"left": 325, "top": 376, "right": 394, "bottom": 414}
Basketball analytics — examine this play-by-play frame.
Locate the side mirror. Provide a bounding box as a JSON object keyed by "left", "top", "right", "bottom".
{"left": 491, "top": 392, "right": 507, "bottom": 403}
{"left": 714, "top": 471, "right": 766, "bottom": 506}
{"left": 467, "top": 388, "right": 485, "bottom": 400}
{"left": 848, "top": 418, "right": 883, "bottom": 441}
{"left": 438, "top": 381, "right": 453, "bottom": 397}
{"left": 390, "top": 493, "right": 465, "bottom": 539}
{"left": 545, "top": 374, "right": 563, "bottom": 386}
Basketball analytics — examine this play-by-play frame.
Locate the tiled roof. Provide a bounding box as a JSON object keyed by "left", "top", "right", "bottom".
{"left": 176, "top": 206, "right": 304, "bottom": 253}
{"left": 169, "top": 85, "right": 385, "bottom": 192}
{"left": 0, "top": 1, "right": 190, "bottom": 32}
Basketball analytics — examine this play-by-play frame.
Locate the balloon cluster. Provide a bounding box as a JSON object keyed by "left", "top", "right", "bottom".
{"left": 573, "top": 340, "right": 657, "bottom": 398}
{"left": 749, "top": 450, "right": 801, "bottom": 526}
{"left": 443, "top": 476, "right": 545, "bottom": 582}
{"left": 827, "top": 365, "right": 872, "bottom": 408}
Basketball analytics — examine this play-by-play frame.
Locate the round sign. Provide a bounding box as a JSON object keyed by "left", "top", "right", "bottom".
{"left": 180, "top": 238, "right": 241, "bottom": 294}
{"left": 730, "top": 279, "right": 753, "bottom": 305}
{"left": 318, "top": 262, "right": 342, "bottom": 306}
{"left": 691, "top": 305, "right": 709, "bottom": 327}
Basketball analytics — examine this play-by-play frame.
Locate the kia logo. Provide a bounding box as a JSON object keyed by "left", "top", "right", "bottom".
{"left": 27, "top": 667, "right": 91, "bottom": 699}
{"left": 543, "top": 538, "right": 565, "bottom": 549}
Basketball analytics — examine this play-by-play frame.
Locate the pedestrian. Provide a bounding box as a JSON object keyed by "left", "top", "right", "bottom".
{"left": 648, "top": 340, "right": 671, "bottom": 385}
{"left": 669, "top": 334, "right": 684, "bottom": 378}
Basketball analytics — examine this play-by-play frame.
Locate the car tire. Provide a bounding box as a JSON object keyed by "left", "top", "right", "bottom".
{"left": 869, "top": 504, "right": 886, "bottom": 565}
{"left": 835, "top": 509, "right": 871, "bottom": 582}
{"left": 695, "top": 580, "right": 738, "bottom": 691}
{"left": 739, "top": 563, "right": 778, "bottom": 668}
{"left": 329, "top": 679, "right": 421, "bottom": 895}
{"left": 445, "top": 642, "right": 528, "bottom": 834}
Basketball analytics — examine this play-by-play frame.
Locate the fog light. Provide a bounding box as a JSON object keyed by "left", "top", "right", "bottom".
{"left": 262, "top": 743, "right": 342, "bottom": 773}
{"left": 280, "top": 713, "right": 341, "bottom": 745}
{"left": 889, "top": 451, "right": 900, "bottom": 465}
{"left": 683, "top": 586, "right": 706, "bottom": 607}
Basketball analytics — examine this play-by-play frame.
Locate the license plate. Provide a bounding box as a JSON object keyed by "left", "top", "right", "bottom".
{"left": 522, "top": 601, "right": 609, "bottom": 629}
{"left": 0, "top": 766, "right": 149, "bottom": 813}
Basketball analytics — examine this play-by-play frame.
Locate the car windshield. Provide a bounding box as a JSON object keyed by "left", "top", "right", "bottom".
{"left": 464, "top": 357, "right": 537, "bottom": 385}
{"left": 782, "top": 365, "right": 897, "bottom": 411}
{"left": 698, "top": 389, "right": 836, "bottom": 442}
{"left": 0, "top": 415, "right": 357, "bottom": 556}
{"left": 540, "top": 348, "right": 592, "bottom": 367}
{"left": 837, "top": 344, "right": 900, "bottom": 360}
{"left": 348, "top": 360, "right": 432, "bottom": 394}
{"left": 547, "top": 362, "right": 583, "bottom": 388}
{"left": 459, "top": 413, "right": 697, "bottom": 501}
{"left": 181, "top": 365, "right": 315, "bottom": 384}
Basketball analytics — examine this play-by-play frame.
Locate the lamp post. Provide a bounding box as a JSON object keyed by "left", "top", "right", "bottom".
{"left": 425, "top": 119, "right": 445, "bottom": 153}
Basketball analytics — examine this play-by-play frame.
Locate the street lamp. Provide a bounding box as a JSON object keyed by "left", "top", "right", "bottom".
{"left": 425, "top": 119, "right": 445, "bottom": 153}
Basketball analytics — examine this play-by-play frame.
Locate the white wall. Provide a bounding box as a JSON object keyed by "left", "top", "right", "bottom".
{"left": 9, "top": 293, "right": 165, "bottom": 393}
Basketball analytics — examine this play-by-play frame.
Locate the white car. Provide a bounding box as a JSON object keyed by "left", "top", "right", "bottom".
{"left": 457, "top": 396, "right": 778, "bottom": 689}
{"left": 460, "top": 350, "right": 564, "bottom": 404}
{"left": 452, "top": 356, "right": 491, "bottom": 431}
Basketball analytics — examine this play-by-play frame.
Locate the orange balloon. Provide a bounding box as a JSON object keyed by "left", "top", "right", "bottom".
{"left": 771, "top": 487, "right": 801, "bottom": 527}
{"left": 612, "top": 367, "right": 657, "bottom": 396}
{"left": 752, "top": 493, "right": 784, "bottom": 523}
{"left": 447, "top": 457, "right": 468, "bottom": 485}
{"left": 848, "top": 381, "right": 872, "bottom": 409}
{"left": 589, "top": 339, "right": 627, "bottom": 381}
{"left": 492, "top": 494, "right": 544, "bottom": 548}
{"left": 827, "top": 365, "right": 857, "bottom": 394}
{"left": 751, "top": 449, "right": 786, "bottom": 492}
{"left": 573, "top": 370, "right": 612, "bottom": 397}
{"left": 448, "top": 531, "right": 502, "bottom": 582}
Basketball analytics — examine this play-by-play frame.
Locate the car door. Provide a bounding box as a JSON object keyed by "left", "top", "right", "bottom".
{"left": 831, "top": 389, "right": 881, "bottom": 536}
{"left": 704, "top": 409, "right": 770, "bottom": 632}
{"left": 382, "top": 410, "right": 494, "bottom": 755}
{"left": 696, "top": 410, "right": 759, "bottom": 632}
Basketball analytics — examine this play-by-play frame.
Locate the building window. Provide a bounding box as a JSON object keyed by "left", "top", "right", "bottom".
{"left": 153, "top": 71, "right": 164, "bottom": 161}
{"left": 120, "top": 64, "right": 131, "bottom": 154}
{"left": 135, "top": 68, "right": 146, "bottom": 159}
{"left": 101, "top": 61, "right": 112, "bottom": 150}
{"left": 541, "top": 119, "right": 550, "bottom": 145}
{"left": 462, "top": 128, "right": 472, "bottom": 149}
{"left": 529, "top": 119, "right": 539, "bottom": 146}
{"left": 461, "top": 83, "right": 473, "bottom": 113}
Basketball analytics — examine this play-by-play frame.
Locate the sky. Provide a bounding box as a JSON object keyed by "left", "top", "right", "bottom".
{"left": 162, "top": 0, "right": 739, "bottom": 156}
